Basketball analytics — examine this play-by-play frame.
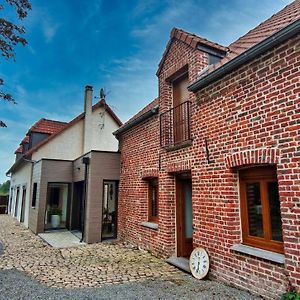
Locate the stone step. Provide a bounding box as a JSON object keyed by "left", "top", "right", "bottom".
{"left": 166, "top": 256, "right": 191, "bottom": 273}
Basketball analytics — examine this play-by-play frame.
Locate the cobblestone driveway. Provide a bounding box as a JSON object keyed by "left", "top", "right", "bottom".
{"left": 0, "top": 216, "right": 259, "bottom": 299}
{"left": 0, "top": 215, "right": 184, "bottom": 288}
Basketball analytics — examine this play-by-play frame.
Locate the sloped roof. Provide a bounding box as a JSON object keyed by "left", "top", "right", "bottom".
{"left": 157, "top": 28, "right": 228, "bottom": 76}
{"left": 114, "top": 98, "right": 159, "bottom": 136}
{"left": 21, "top": 135, "right": 29, "bottom": 144}
{"left": 25, "top": 99, "right": 122, "bottom": 157}
{"left": 14, "top": 146, "right": 23, "bottom": 154}
{"left": 119, "top": 98, "right": 159, "bottom": 130}
{"left": 26, "top": 118, "right": 68, "bottom": 135}
{"left": 199, "top": 0, "right": 300, "bottom": 81}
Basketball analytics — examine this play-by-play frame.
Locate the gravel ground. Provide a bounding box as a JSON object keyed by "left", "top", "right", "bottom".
{"left": 0, "top": 269, "right": 260, "bottom": 300}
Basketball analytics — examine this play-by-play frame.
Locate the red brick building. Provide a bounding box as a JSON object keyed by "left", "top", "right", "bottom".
{"left": 114, "top": 2, "right": 300, "bottom": 298}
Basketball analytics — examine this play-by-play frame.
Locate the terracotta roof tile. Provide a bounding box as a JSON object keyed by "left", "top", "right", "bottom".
{"left": 119, "top": 98, "right": 159, "bottom": 130}
{"left": 157, "top": 28, "right": 228, "bottom": 76}
{"left": 207, "top": 0, "right": 300, "bottom": 75}
{"left": 14, "top": 146, "right": 23, "bottom": 154}
{"left": 27, "top": 118, "right": 68, "bottom": 135}
{"left": 25, "top": 99, "right": 122, "bottom": 157}
{"left": 21, "top": 135, "right": 29, "bottom": 144}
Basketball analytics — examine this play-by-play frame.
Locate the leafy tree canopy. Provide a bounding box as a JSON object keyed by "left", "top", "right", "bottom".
{"left": 0, "top": 180, "right": 10, "bottom": 195}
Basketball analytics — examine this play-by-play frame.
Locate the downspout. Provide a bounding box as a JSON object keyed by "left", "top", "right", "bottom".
{"left": 80, "top": 156, "right": 90, "bottom": 242}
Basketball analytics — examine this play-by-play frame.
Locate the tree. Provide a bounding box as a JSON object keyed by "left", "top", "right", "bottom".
{"left": 0, "top": 180, "right": 10, "bottom": 195}
{"left": 0, "top": 0, "right": 31, "bottom": 127}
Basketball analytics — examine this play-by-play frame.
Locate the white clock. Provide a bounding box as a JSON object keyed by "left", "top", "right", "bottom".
{"left": 189, "top": 247, "right": 210, "bottom": 279}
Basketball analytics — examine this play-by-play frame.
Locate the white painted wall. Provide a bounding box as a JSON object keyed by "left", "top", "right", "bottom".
{"left": 32, "top": 120, "right": 84, "bottom": 161}
{"left": 9, "top": 162, "right": 33, "bottom": 227}
{"left": 32, "top": 106, "right": 119, "bottom": 162}
{"left": 91, "top": 106, "right": 119, "bottom": 152}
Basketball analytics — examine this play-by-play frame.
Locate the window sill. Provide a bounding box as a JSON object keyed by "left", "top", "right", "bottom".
{"left": 231, "top": 244, "right": 285, "bottom": 264}
{"left": 165, "top": 140, "right": 192, "bottom": 152}
{"left": 141, "top": 221, "right": 158, "bottom": 230}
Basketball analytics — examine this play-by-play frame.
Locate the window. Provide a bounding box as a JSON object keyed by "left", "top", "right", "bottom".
{"left": 32, "top": 183, "right": 37, "bottom": 208}
{"left": 14, "top": 187, "right": 20, "bottom": 217}
{"left": 172, "top": 74, "right": 190, "bottom": 145}
{"left": 173, "top": 74, "right": 189, "bottom": 108}
{"left": 240, "top": 166, "right": 283, "bottom": 253}
{"left": 148, "top": 179, "right": 158, "bottom": 222}
{"left": 45, "top": 183, "right": 69, "bottom": 230}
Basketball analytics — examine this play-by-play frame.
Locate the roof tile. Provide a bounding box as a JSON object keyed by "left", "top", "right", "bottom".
{"left": 27, "top": 119, "right": 68, "bottom": 135}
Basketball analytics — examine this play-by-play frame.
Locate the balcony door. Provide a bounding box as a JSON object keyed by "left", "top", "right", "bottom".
{"left": 173, "top": 74, "right": 189, "bottom": 144}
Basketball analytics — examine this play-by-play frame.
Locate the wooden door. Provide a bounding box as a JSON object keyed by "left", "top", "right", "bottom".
{"left": 176, "top": 175, "right": 193, "bottom": 257}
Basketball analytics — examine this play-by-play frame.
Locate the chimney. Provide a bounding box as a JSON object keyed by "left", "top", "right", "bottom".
{"left": 83, "top": 85, "right": 93, "bottom": 154}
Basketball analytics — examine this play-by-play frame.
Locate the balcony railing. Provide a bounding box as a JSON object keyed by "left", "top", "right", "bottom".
{"left": 160, "top": 101, "right": 191, "bottom": 148}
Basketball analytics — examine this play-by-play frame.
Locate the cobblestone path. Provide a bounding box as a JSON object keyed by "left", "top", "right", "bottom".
{"left": 0, "top": 215, "right": 186, "bottom": 288}
{"left": 0, "top": 216, "right": 260, "bottom": 299}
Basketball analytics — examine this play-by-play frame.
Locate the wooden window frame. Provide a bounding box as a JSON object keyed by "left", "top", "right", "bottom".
{"left": 148, "top": 178, "right": 159, "bottom": 223}
{"left": 240, "top": 166, "right": 284, "bottom": 254}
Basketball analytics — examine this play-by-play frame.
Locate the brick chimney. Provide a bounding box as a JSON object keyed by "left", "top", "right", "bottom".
{"left": 83, "top": 85, "right": 93, "bottom": 154}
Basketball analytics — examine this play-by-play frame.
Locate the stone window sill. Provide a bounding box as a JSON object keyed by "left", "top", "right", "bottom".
{"left": 166, "top": 140, "right": 192, "bottom": 152}
{"left": 231, "top": 244, "right": 285, "bottom": 264}
{"left": 141, "top": 221, "right": 158, "bottom": 230}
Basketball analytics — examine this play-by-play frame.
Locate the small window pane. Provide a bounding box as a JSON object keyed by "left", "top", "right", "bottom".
{"left": 246, "top": 182, "right": 264, "bottom": 238}
{"left": 268, "top": 182, "right": 283, "bottom": 241}
{"left": 149, "top": 179, "right": 158, "bottom": 220}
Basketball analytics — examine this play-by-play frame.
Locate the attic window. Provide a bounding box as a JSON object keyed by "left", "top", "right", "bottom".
{"left": 208, "top": 53, "right": 221, "bottom": 65}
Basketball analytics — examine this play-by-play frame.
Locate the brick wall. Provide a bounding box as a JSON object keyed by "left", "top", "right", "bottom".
{"left": 118, "top": 33, "right": 300, "bottom": 299}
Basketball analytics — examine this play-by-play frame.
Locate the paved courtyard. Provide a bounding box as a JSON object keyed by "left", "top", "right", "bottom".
{"left": 0, "top": 215, "right": 259, "bottom": 299}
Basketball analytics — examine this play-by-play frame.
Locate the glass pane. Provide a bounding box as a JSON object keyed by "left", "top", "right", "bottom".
{"left": 184, "top": 181, "right": 193, "bottom": 238}
{"left": 102, "top": 181, "right": 117, "bottom": 239}
{"left": 246, "top": 182, "right": 264, "bottom": 237}
{"left": 268, "top": 182, "right": 283, "bottom": 241}
{"left": 151, "top": 186, "right": 158, "bottom": 217}
{"left": 45, "top": 183, "right": 69, "bottom": 230}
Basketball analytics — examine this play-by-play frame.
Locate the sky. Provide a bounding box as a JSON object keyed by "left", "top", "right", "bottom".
{"left": 0, "top": 0, "right": 293, "bottom": 182}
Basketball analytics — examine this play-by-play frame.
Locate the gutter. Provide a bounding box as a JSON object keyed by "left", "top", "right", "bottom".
{"left": 188, "top": 18, "right": 300, "bottom": 92}
{"left": 113, "top": 105, "right": 159, "bottom": 137}
{"left": 6, "top": 155, "right": 36, "bottom": 176}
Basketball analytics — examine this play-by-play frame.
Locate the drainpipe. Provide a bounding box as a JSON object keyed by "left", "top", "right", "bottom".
{"left": 80, "top": 156, "right": 90, "bottom": 242}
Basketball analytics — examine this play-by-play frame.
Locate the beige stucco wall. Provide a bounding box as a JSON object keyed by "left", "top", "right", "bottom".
{"left": 9, "top": 162, "right": 33, "bottom": 227}
{"left": 32, "top": 120, "right": 83, "bottom": 161}
{"left": 32, "top": 107, "right": 119, "bottom": 162}
{"left": 90, "top": 106, "right": 120, "bottom": 152}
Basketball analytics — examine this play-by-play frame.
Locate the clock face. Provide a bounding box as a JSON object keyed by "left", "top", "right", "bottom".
{"left": 189, "top": 247, "right": 209, "bottom": 279}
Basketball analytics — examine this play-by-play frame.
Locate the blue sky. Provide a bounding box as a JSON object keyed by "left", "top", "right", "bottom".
{"left": 0, "top": 0, "right": 292, "bottom": 182}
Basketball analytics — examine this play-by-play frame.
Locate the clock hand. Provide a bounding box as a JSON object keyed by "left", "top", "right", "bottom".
{"left": 196, "top": 260, "right": 200, "bottom": 273}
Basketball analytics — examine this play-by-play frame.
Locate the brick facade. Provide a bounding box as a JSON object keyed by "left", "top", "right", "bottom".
{"left": 117, "top": 25, "right": 300, "bottom": 300}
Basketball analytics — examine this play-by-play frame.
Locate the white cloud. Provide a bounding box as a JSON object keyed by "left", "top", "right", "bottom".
{"left": 42, "top": 20, "right": 60, "bottom": 43}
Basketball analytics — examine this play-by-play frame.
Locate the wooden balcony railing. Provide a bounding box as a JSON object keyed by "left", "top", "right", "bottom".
{"left": 160, "top": 101, "right": 191, "bottom": 148}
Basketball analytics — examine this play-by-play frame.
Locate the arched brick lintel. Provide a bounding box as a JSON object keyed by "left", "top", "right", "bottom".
{"left": 225, "top": 148, "right": 280, "bottom": 169}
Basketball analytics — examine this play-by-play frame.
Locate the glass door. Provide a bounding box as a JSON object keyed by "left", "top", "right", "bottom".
{"left": 102, "top": 181, "right": 118, "bottom": 240}
{"left": 45, "top": 183, "right": 69, "bottom": 230}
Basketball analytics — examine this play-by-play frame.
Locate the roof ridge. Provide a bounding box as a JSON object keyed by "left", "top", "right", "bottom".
{"left": 172, "top": 27, "right": 228, "bottom": 50}
{"left": 24, "top": 99, "right": 122, "bottom": 157}
{"left": 41, "top": 118, "right": 68, "bottom": 124}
